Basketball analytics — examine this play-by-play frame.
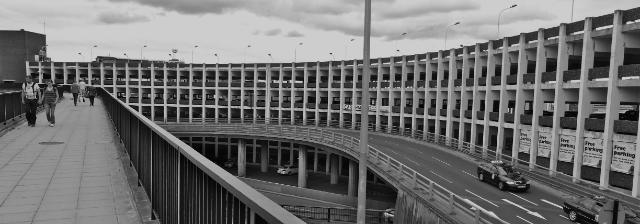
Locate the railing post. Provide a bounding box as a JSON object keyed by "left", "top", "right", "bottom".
{"left": 428, "top": 181, "right": 435, "bottom": 201}
{"left": 327, "top": 207, "right": 332, "bottom": 221}
{"left": 449, "top": 192, "right": 456, "bottom": 215}
{"left": 306, "top": 128, "right": 311, "bottom": 139}
{"left": 320, "top": 129, "right": 324, "bottom": 141}
{"left": 412, "top": 170, "right": 418, "bottom": 189}
{"left": 474, "top": 207, "right": 481, "bottom": 224}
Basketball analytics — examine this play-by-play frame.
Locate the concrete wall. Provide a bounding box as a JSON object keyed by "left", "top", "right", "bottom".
{"left": 0, "top": 30, "right": 46, "bottom": 82}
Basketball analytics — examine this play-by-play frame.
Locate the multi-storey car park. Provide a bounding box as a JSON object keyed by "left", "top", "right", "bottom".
{"left": 26, "top": 8, "right": 640, "bottom": 198}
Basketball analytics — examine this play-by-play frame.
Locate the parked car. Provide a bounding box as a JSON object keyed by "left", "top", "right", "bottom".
{"left": 276, "top": 164, "right": 298, "bottom": 175}
{"left": 562, "top": 195, "right": 640, "bottom": 224}
{"left": 477, "top": 160, "right": 530, "bottom": 191}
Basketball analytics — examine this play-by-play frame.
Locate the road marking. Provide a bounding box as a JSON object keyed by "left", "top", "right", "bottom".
{"left": 465, "top": 189, "right": 499, "bottom": 207}
{"left": 559, "top": 215, "right": 569, "bottom": 220}
{"left": 406, "top": 158, "right": 421, "bottom": 166}
{"left": 508, "top": 192, "right": 538, "bottom": 206}
{"left": 541, "top": 199, "right": 562, "bottom": 209}
{"left": 502, "top": 199, "right": 547, "bottom": 220}
{"left": 516, "top": 215, "right": 534, "bottom": 224}
{"left": 430, "top": 171, "right": 453, "bottom": 183}
{"left": 431, "top": 157, "right": 451, "bottom": 166}
{"left": 462, "top": 170, "right": 476, "bottom": 178}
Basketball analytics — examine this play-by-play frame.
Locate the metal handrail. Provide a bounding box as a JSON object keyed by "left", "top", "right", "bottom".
{"left": 99, "top": 88, "right": 304, "bottom": 224}
{"left": 159, "top": 121, "right": 507, "bottom": 224}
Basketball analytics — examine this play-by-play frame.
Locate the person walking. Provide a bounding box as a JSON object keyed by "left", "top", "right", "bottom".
{"left": 39, "top": 80, "right": 59, "bottom": 127}
{"left": 70, "top": 80, "right": 80, "bottom": 106}
{"left": 78, "top": 78, "right": 87, "bottom": 103}
{"left": 21, "top": 75, "right": 41, "bottom": 127}
{"left": 85, "top": 84, "right": 96, "bottom": 106}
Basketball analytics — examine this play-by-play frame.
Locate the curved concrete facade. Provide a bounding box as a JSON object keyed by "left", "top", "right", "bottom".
{"left": 27, "top": 8, "right": 640, "bottom": 196}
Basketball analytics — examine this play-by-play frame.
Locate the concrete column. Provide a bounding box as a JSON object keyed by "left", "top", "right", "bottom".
{"left": 260, "top": 144, "right": 268, "bottom": 173}
{"left": 470, "top": 44, "right": 482, "bottom": 146}
{"left": 446, "top": 49, "right": 456, "bottom": 140}
{"left": 422, "top": 55, "right": 433, "bottom": 140}
{"left": 238, "top": 139, "right": 246, "bottom": 177}
{"left": 330, "top": 154, "right": 339, "bottom": 184}
{"left": 600, "top": 10, "right": 625, "bottom": 189}
{"left": 482, "top": 41, "right": 496, "bottom": 153}
{"left": 458, "top": 47, "right": 471, "bottom": 150}
{"left": 549, "top": 24, "right": 570, "bottom": 175}
{"left": 277, "top": 143, "right": 282, "bottom": 166}
{"left": 530, "top": 29, "right": 547, "bottom": 170}
{"left": 348, "top": 160, "right": 357, "bottom": 197}
{"left": 496, "top": 38, "right": 510, "bottom": 157}
{"left": 512, "top": 33, "right": 528, "bottom": 162}
{"left": 573, "top": 17, "right": 595, "bottom": 182}
{"left": 325, "top": 152, "right": 331, "bottom": 175}
{"left": 298, "top": 147, "right": 307, "bottom": 188}
{"left": 435, "top": 51, "right": 444, "bottom": 136}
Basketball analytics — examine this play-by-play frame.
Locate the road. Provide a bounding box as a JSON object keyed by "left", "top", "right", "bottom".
{"left": 332, "top": 129, "right": 572, "bottom": 224}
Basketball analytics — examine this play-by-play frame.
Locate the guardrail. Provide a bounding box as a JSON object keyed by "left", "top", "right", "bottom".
{"left": 158, "top": 121, "right": 508, "bottom": 224}
{"left": 99, "top": 88, "right": 305, "bottom": 224}
{"left": 0, "top": 91, "right": 25, "bottom": 126}
{"left": 281, "top": 205, "right": 390, "bottom": 224}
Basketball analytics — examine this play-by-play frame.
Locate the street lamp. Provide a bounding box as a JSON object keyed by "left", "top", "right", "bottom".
{"left": 444, "top": 21, "right": 460, "bottom": 49}
{"left": 571, "top": 0, "right": 575, "bottom": 22}
{"left": 77, "top": 52, "right": 84, "bottom": 61}
{"left": 168, "top": 53, "right": 173, "bottom": 60}
{"left": 214, "top": 53, "right": 219, "bottom": 64}
{"left": 395, "top": 32, "right": 407, "bottom": 55}
{"left": 141, "top": 45, "right": 147, "bottom": 60}
{"left": 329, "top": 52, "right": 335, "bottom": 61}
{"left": 90, "top": 45, "right": 97, "bottom": 61}
{"left": 344, "top": 38, "right": 355, "bottom": 60}
{"left": 243, "top": 45, "right": 251, "bottom": 63}
{"left": 497, "top": 4, "right": 518, "bottom": 39}
{"left": 192, "top": 45, "right": 199, "bottom": 64}
{"left": 357, "top": 0, "right": 372, "bottom": 223}
{"left": 294, "top": 42, "right": 303, "bottom": 62}
{"left": 267, "top": 53, "right": 273, "bottom": 62}
{"left": 123, "top": 53, "right": 129, "bottom": 62}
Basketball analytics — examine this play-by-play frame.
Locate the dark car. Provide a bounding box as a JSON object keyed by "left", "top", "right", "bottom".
{"left": 562, "top": 195, "right": 640, "bottom": 224}
{"left": 477, "top": 160, "right": 530, "bottom": 191}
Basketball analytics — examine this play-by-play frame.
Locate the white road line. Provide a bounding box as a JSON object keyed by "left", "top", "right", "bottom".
{"left": 559, "top": 215, "right": 569, "bottom": 220}
{"left": 541, "top": 199, "right": 562, "bottom": 209}
{"left": 430, "top": 171, "right": 453, "bottom": 183}
{"left": 516, "top": 215, "right": 534, "bottom": 224}
{"left": 502, "top": 199, "right": 547, "bottom": 220}
{"left": 508, "top": 192, "right": 538, "bottom": 206}
{"left": 431, "top": 157, "right": 452, "bottom": 166}
{"left": 464, "top": 189, "right": 499, "bottom": 207}
{"left": 406, "top": 158, "right": 421, "bottom": 166}
{"left": 462, "top": 170, "right": 476, "bottom": 178}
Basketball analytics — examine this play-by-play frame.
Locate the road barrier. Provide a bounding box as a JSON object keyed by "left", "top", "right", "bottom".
{"left": 99, "top": 88, "right": 305, "bottom": 224}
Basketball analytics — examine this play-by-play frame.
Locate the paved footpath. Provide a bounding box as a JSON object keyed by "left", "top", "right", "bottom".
{"left": 0, "top": 95, "right": 142, "bottom": 224}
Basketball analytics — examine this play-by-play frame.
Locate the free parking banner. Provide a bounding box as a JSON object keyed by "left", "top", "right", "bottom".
{"left": 558, "top": 135, "right": 576, "bottom": 162}
{"left": 611, "top": 141, "right": 636, "bottom": 174}
{"left": 582, "top": 137, "right": 604, "bottom": 168}
{"left": 519, "top": 129, "right": 531, "bottom": 153}
{"left": 537, "top": 132, "right": 552, "bottom": 158}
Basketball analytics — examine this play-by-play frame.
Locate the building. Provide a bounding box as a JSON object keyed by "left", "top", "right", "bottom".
{"left": 1, "top": 29, "right": 46, "bottom": 83}
{"left": 26, "top": 8, "right": 640, "bottom": 197}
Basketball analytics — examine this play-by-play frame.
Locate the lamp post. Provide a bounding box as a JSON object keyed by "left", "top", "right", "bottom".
{"left": 344, "top": 38, "right": 355, "bottom": 60}
{"left": 329, "top": 52, "right": 335, "bottom": 61}
{"left": 77, "top": 52, "right": 84, "bottom": 61}
{"left": 444, "top": 21, "right": 460, "bottom": 49}
{"left": 571, "top": 0, "right": 575, "bottom": 22}
{"left": 123, "top": 53, "right": 129, "bottom": 62}
{"left": 268, "top": 53, "right": 273, "bottom": 62}
{"left": 192, "top": 45, "right": 199, "bottom": 64}
{"left": 243, "top": 45, "right": 251, "bottom": 63}
{"left": 294, "top": 42, "right": 303, "bottom": 62}
{"left": 141, "top": 45, "right": 147, "bottom": 60}
{"left": 214, "top": 53, "right": 219, "bottom": 64}
{"left": 497, "top": 4, "right": 518, "bottom": 39}
{"left": 90, "top": 45, "right": 97, "bottom": 61}
{"left": 357, "top": 0, "right": 372, "bottom": 223}
{"left": 395, "top": 32, "right": 407, "bottom": 55}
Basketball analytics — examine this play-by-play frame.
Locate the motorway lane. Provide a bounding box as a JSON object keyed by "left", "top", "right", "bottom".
{"left": 333, "top": 130, "right": 571, "bottom": 224}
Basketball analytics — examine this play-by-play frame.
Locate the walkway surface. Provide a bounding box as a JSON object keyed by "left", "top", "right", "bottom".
{"left": 0, "top": 94, "right": 142, "bottom": 224}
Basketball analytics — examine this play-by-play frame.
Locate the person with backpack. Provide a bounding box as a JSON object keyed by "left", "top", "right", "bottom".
{"left": 39, "top": 79, "right": 59, "bottom": 127}
{"left": 70, "top": 80, "right": 80, "bottom": 106}
{"left": 85, "top": 84, "right": 96, "bottom": 106}
{"left": 21, "top": 75, "right": 41, "bottom": 127}
{"left": 78, "top": 78, "right": 87, "bottom": 103}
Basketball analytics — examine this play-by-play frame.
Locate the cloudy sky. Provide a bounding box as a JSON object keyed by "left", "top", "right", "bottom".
{"left": 1, "top": 0, "right": 637, "bottom": 63}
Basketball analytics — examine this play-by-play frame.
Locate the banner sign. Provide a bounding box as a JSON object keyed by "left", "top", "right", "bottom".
{"left": 343, "top": 104, "right": 389, "bottom": 112}
{"left": 558, "top": 135, "right": 576, "bottom": 162}
{"left": 537, "top": 132, "right": 552, "bottom": 158}
{"left": 583, "top": 137, "right": 604, "bottom": 168}
{"left": 611, "top": 141, "right": 636, "bottom": 174}
{"left": 519, "top": 129, "right": 531, "bottom": 153}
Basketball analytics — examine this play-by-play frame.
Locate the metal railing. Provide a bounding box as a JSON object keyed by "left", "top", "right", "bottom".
{"left": 0, "top": 91, "right": 25, "bottom": 126}
{"left": 99, "top": 88, "right": 305, "bottom": 224}
{"left": 158, "top": 121, "right": 508, "bottom": 224}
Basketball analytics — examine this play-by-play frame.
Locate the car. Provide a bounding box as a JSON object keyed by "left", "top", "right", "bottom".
{"left": 477, "top": 160, "right": 530, "bottom": 191}
{"left": 382, "top": 208, "right": 395, "bottom": 223}
{"left": 562, "top": 195, "right": 640, "bottom": 224}
{"left": 276, "top": 164, "right": 298, "bottom": 175}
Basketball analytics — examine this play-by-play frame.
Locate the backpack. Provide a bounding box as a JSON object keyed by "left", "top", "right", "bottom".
{"left": 23, "top": 82, "right": 38, "bottom": 100}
